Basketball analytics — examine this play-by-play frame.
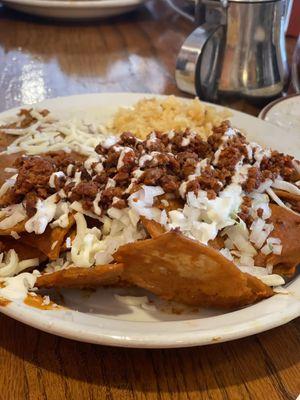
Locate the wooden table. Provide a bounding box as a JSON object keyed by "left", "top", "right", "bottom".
{"left": 0, "top": 2, "right": 299, "bottom": 399}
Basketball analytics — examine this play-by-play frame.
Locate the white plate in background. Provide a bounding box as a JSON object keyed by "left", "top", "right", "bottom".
{"left": 1, "top": 0, "right": 147, "bottom": 20}
{"left": 259, "top": 94, "right": 300, "bottom": 137}
{"left": 0, "top": 92, "right": 299, "bottom": 348}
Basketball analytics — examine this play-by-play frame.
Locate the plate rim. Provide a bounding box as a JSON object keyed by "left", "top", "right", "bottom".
{"left": 0, "top": 294, "right": 299, "bottom": 348}
{"left": 258, "top": 94, "right": 300, "bottom": 120}
{"left": 0, "top": 91, "right": 299, "bottom": 348}
{"left": 1, "top": 0, "right": 145, "bottom": 9}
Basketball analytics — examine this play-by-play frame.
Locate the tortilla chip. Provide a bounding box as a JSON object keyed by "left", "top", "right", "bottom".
{"left": 208, "top": 236, "right": 225, "bottom": 251}
{"left": 114, "top": 230, "right": 272, "bottom": 309}
{"left": 0, "top": 131, "right": 17, "bottom": 150}
{"left": 141, "top": 197, "right": 184, "bottom": 239}
{"left": 36, "top": 263, "right": 124, "bottom": 289}
{"left": 140, "top": 218, "right": 229, "bottom": 255}
{"left": 20, "top": 215, "right": 75, "bottom": 260}
{"left": 0, "top": 158, "right": 21, "bottom": 191}
{"left": 0, "top": 219, "right": 27, "bottom": 236}
{"left": 140, "top": 217, "right": 165, "bottom": 239}
{"left": 273, "top": 189, "right": 300, "bottom": 212}
{"left": 156, "top": 196, "right": 184, "bottom": 212}
{"left": 255, "top": 204, "right": 300, "bottom": 277}
{"left": 0, "top": 236, "right": 47, "bottom": 262}
{"left": 0, "top": 131, "right": 23, "bottom": 190}
{"left": 0, "top": 188, "right": 18, "bottom": 208}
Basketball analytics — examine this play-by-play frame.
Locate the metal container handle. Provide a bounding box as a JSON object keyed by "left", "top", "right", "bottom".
{"left": 175, "top": 23, "right": 222, "bottom": 96}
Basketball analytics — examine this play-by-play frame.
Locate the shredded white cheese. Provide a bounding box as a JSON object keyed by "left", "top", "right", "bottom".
{"left": 25, "top": 195, "right": 57, "bottom": 234}
{"left": 2, "top": 109, "right": 111, "bottom": 156}
{"left": 0, "top": 271, "right": 39, "bottom": 300}
{"left": 0, "top": 250, "right": 39, "bottom": 278}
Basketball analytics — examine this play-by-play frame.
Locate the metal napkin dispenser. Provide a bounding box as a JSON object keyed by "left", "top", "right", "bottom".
{"left": 176, "top": 0, "right": 289, "bottom": 102}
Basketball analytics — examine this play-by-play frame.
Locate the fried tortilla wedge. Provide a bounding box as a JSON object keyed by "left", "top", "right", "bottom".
{"left": 273, "top": 189, "right": 300, "bottom": 213}
{"left": 0, "top": 132, "right": 22, "bottom": 186}
{"left": 0, "top": 219, "right": 27, "bottom": 236}
{"left": 0, "top": 236, "right": 47, "bottom": 262}
{"left": 114, "top": 230, "right": 272, "bottom": 309}
{"left": 20, "top": 215, "right": 75, "bottom": 260}
{"left": 0, "top": 132, "right": 23, "bottom": 198}
{"left": 141, "top": 217, "right": 228, "bottom": 253}
{"left": 156, "top": 196, "right": 184, "bottom": 212}
{"left": 36, "top": 263, "right": 124, "bottom": 289}
{"left": 255, "top": 204, "right": 300, "bottom": 277}
{"left": 0, "top": 189, "right": 17, "bottom": 208}
{"left": 140, "top": 217, "right": 165, "bottom": 239}
{"left": 141, "top": 197, "right": 183, "bottom": 239}
{"left": 0, "top": 130, "right": 17, "bottom": 150}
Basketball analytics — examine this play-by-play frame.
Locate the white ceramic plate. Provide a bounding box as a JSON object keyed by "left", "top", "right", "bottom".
{"left": 0, "top": 92, "right": 299, "bottom": 348}
{"left": 1, "top": 0, "right": 146, "bottom": 19}
{"left": 259, "top": 94, "right": 300, "bottom": 137}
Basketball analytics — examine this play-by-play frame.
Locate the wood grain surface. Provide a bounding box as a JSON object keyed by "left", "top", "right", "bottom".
{"left": 0, "top": 1, "right": 299, "bottom": 399}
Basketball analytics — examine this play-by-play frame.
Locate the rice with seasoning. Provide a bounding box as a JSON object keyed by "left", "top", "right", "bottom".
{"left": 110, "top": 96, "right": 231, "bottom": 139}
